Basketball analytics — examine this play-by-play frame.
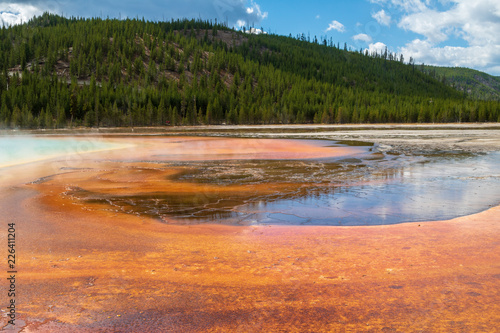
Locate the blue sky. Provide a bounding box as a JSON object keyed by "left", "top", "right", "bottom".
{"left": 1, "top": 0, "right": 500, "bottom": 75}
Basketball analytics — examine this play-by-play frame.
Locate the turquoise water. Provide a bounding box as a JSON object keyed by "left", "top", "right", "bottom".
{"left": 0, "top": 136, "right": 121, "bottom": 166}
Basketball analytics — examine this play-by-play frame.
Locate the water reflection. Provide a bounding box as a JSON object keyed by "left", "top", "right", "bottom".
{"left": 241, "top": 152, "right": 500, "bottom": 226}
{"left": 69, "top": 148, "right": 500, "bottom": 226}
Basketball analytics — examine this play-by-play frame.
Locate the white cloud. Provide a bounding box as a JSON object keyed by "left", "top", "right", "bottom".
{"left": 353, "top": 33, "right": 373, "bottom": 43}
{"left": 245, "top": 27, "right": 267, "bottom": 34}
{"left": 372, "top": 0, "right": 500, "bottom": 74}
{"left": 399, "top": 39, "right": 500, "bottom": 74}
{"left": 315, "top": 14, "right": 320, "bottom": 19}
{"left": 366, "top": 41, "right": 388, "bottom": 55}
{"left": 0, "top": 3, "right": 45, "bottom": 26}
{"left": 398, "top": 9, "right": 452, "bottom": 43}
{"left": 372, "top": 9, "right": 391, "bottom": 26}
{"left": 370, "top": 0, "right": 430, "bottom": 13}
{"left": 246, "top": 0, "right": 267, "bottom": 20}
{"left": 236, "top": 19, "right": 246, "bottom": 28}
{"left": 396, "top": 0, "right": 500, "bottom": 46}
{"left": 326, "top": 20, "right": 345, "bottom": 33}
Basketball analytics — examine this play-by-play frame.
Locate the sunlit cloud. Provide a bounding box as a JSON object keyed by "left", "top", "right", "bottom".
{"left": 372, "top": 9, "right": 391, "bottom": 26}
{"left": 368, "top": 0, "right": 430, "bottom": 13}
{"left": 0, "top": 3, "right": 46, "bottom": 26}
{"left": 325, "top": 20, "right": 345, "bottom": 32}
{"left": 371, "top": 0, "right": 500, "bottom": 74}
{"left": 353, "top": 33, "right": 373, "bottom": 43}
{"left": 366, "top": 41, "right": 387, "bottom": 55}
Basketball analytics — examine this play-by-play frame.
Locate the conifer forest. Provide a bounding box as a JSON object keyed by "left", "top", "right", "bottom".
{"left": 1, "top": 13, "right": 499, "bottom": 129}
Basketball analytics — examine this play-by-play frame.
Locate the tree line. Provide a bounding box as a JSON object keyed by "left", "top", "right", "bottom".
{"left": 0, "top": 13, "right": 498, "bottom": 129}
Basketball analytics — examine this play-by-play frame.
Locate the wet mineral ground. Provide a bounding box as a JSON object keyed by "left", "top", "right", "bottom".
{"left": 1, "top": 124, "right": 499, "bottom": 332}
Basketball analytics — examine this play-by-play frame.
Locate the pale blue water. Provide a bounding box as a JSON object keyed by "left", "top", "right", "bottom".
{"left": 0, "top": 136, "right": 121, "bottom": 166}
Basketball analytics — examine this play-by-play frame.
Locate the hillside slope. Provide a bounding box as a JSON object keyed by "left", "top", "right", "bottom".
{"left": 422, "top": 65, "right": 500, "bottom": 101}
{"left": 0, "top": 13, "right": 498, "bottom": 129}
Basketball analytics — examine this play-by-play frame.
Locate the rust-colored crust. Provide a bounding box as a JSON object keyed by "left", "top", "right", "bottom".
{"left": 1, "top": 136, "right": 499, "bottom": 332}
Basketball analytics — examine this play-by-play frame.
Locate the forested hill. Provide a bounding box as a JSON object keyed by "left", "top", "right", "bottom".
{"left": 0, "top": 13, "right": 499, "bottom": 129}
{"left": 421, "top": 65, "right": 500, "bottom": 101}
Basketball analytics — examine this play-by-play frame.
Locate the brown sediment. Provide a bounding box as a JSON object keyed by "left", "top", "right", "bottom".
{"left": 1, "top": 135, "right": 499, "bottom": 332}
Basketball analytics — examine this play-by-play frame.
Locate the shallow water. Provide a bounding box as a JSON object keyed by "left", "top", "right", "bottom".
{"left": 62, "top": 137, "right": 500, "bottom": 226}
{"left": 242, "top": 152, "right": 500, "bottom": 225}
{"left": 0, "top": 136, "right": 122, "bottom": 166}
